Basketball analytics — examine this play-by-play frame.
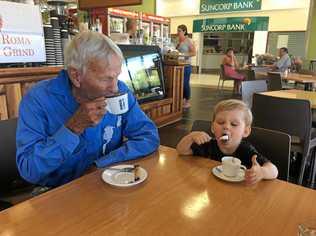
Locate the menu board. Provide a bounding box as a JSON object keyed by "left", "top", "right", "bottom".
{"left": 124, "top": 52, "right": 164, "bottom": 102}
{"left": 78, "top": 0, "right": 142, "bottom": 10}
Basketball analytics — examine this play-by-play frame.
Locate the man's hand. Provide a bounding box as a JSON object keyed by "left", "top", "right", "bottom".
{"left": 190, "top": 131, "right": 211, "bottom": 145}
{"left": 245, "top": 155, "right": 264, "bottom": 185}
{"left": 66, "top": 97, "right": 107, "bottom": 134}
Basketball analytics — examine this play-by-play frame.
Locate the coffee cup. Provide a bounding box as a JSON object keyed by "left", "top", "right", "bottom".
{"left": 106, "top": 92, "right": 129, "bottom": 115}
{"left": 221, "top": 156, "right": 246, "bottom": 177}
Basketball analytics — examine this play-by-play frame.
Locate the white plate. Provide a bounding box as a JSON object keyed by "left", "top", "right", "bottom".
{"left": 211, "top": 165, "right": 245, "bottom": 182}
{"left": 102, "top": 164, "right": 147, "bottom": 187}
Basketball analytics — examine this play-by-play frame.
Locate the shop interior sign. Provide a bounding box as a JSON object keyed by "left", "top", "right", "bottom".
{"left": 200, "top": 0, "right": 262, "bottom": 13}
{"left": 0, "top": 1, "right": 45, "bottom": 63}
{"left": 277, "top": 35, "right": 289, "bottom": 48}
{"left": 193, "top": 17, "right": 269, "bottom": 33}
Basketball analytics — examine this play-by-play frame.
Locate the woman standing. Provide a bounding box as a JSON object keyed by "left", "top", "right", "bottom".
{"left": 176, "top": 25, "right": 196, "bottom": 109}
{"left": 222, "top": 48, "right": 245, "bottom": 93}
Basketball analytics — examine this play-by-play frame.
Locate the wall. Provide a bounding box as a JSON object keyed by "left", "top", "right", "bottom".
{"left": 307, "top": 0, "right": 316, "bottom": 60}
{"left": 120, "top": 0, "right": 156, "bottom": 14}
{"left": 169, "top": 9, "right": 309, "bottom": 33}
{"left": 157, "top": 0, "right": 310, "bottom": 17}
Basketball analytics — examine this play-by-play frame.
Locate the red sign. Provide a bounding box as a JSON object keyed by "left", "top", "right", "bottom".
{"left": 142, "top": 13, "right": 170, "bottom": 24}
{"left": 78, "top": 0, "right": 142, "bottom": 10}
{"left": 108, "top": 8, "right": 139, "bottom": 18}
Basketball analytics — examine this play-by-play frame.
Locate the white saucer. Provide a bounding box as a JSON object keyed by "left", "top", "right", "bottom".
{"left": 102, "top": 164, "right": 147, "bottom": 187}
{"left": 211, "top": 165, "right": 245, "bottom": 182}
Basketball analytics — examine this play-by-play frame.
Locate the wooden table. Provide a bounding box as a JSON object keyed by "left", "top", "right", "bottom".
{"left": 282, "top": 73, "right": 316, "bottom": 91}
{"left": 261, "top": 89, "right": 316, "bottom": 109}
{"left": 0, "top": 146, "right": 315, "bottom": 235}
{"left": 256, "top": 71, "right": 316, "bottom": 90}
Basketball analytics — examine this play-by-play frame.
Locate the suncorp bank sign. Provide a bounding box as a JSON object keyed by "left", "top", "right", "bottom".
{"left": 0, "top": 1, "right": 45, "bottom": 63}
{"left": 200, "top": 0, "right": 262, "bottom": 13}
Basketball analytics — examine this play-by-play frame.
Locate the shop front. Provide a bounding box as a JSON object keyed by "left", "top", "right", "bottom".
{"left": 156, "top": 0, "right": 311, "bottom": 73}
{"left": 193, "top": 16, "right": 269, "bottom": 72}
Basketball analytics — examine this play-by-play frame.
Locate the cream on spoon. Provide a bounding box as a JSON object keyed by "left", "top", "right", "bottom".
{"left": 219, "top": 135, "right": 229, "bottom": 141}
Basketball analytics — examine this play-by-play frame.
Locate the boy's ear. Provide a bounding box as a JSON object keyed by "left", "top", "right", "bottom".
{"left": 243, "top": 126, "right": 251, "bottom": 138}
{"left": 68, "top": 67, "right": 81, "bottom": 88}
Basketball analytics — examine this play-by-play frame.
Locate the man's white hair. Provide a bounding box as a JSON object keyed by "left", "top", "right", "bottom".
{"left": 64, "top": 31, "right": 123, "bottom": 73}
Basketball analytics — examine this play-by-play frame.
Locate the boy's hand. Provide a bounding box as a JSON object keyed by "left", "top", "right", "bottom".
{"left": 245, "top": 155, "right": 264, "bottom": 185}
{"left": 190, "top": 131, "right": 211, "bottom": 145}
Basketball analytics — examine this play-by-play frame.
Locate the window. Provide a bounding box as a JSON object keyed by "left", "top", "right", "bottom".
{"left": 203, "top": 32, "right": 254, "bottom": 54}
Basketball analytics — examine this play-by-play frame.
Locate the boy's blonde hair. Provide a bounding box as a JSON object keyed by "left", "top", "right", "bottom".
{"left": 212, "top": 99, "right": 253, "bottom": 126}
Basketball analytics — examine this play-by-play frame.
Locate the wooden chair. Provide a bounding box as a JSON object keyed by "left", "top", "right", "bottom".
{"left": 217, "top": 64, "right": 237, "bottom": 93}
{"left": 252, "top": 93, "right": 316, "bottom": 186}
{"left": 267, "top": 72, "right": 282, "bottom": 91}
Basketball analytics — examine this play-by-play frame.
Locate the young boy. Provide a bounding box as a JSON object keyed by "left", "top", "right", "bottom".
{"left": 176, "top": 99, "right": 278, "bottom": 185}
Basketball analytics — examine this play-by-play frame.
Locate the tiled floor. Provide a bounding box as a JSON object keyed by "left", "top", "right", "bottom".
{"left": 159, "top": 75, "right": 237, "bottom": 148}
{"left": 190, "top": 73, "right": 234, "bottom": 89}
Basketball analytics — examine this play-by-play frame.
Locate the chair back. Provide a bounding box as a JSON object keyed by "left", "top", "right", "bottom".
{"left": 220, "top": 64, "right": 235, "bottom": 81}
{"left": 246, "top": 127, "right": 291, "bottom": 181}
{"left": 0, "top": 118, "right": 27, "bottom": 194}
{"left": 245, "top": 69, "right": 256, "bottom": 81}
{"left": 241, "top": 80, "right": 267, "bottom": 108}
{"left": 252, "top": 93, "right": 311, "bottom": 158}
{"left": 267, "top": 72, "right": 282, "bottom": 91}
{"left": 191, "top": 120, "right": 212, "bottom": 136}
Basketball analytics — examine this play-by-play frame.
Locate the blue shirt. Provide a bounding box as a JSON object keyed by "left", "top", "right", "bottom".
{"left": 16, "top": 70, "right": 160, "bottom": 187}
{"left": 275, "top": 54, "right": 291, "bottom": 72}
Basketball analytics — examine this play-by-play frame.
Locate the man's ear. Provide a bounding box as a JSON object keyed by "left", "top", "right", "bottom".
{"left": 243, "top": 126, "right": 251, "bottom": 138}
{"left": 68, "top": 67, "right": 81, "bottom": 88}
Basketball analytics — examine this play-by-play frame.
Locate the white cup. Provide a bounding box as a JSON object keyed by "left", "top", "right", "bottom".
{"left": 106, "top": 92, "right": 129, "bottom": 115}
{"left": 221, "top": 156, "right": 246, "bottom": 177}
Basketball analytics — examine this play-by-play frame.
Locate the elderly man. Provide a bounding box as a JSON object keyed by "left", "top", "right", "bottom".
{"left": 16, "top": 31, "right": 159, "bottom": 187}
{"left": 272, "top": 47, "right": 291, "bottom": 72}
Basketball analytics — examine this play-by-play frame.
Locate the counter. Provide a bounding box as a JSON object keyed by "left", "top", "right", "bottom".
{"left": 0, "top": 64, "right": 184, "bottom": 127}
{"left": 202, "top": 53, "right": 248, "bottom": 70}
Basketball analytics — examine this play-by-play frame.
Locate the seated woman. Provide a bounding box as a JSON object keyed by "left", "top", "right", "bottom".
{"left": 221, "top": 48, "right": 245, "bottom": 93}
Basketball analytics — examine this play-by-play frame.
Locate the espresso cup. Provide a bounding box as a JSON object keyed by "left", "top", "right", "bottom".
{"left": 106, "top": 92, "right": 129, "bottom": 115}
{"left": 221, "top": 156, "right": 246, "bottom": 177}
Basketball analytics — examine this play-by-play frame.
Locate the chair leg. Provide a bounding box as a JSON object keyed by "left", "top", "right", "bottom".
{"left": 298, "top": 151, "right": 310, "bottom": 185}
{"left": 310, "top": 149, "right": 316, "bottom": 188}
{"left": 221, "top": 80, "right": 224, "bottom": 93}
{"left": 233, "top": 80, "right": 237, "bottom": 94}
{"left": 308, "top": 149, "right": 315, "bottom": 184}
{"left": 217, "top": 77, "right": 221, "bottom": 91}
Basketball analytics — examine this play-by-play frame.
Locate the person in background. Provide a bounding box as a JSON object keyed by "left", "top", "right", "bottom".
{"left": 126, "top": 18, "right": 137, "bottom": 44}
{"left": 176, "top": 99, "right": 278, "bottom": 185}
{"left": 221, "top": 48, "right": 245, "bottom": 94}
{"left": 16, "top": 31, "right": 160, "bottom": 187}
{"left": 0, "top": 14, "right": 3, "bottom": 31}
{"left": 271, "top": 47, "right": 291, "bottom": 72}
{"left": 176, "top": 24, "right": 196, "bottom": 109}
